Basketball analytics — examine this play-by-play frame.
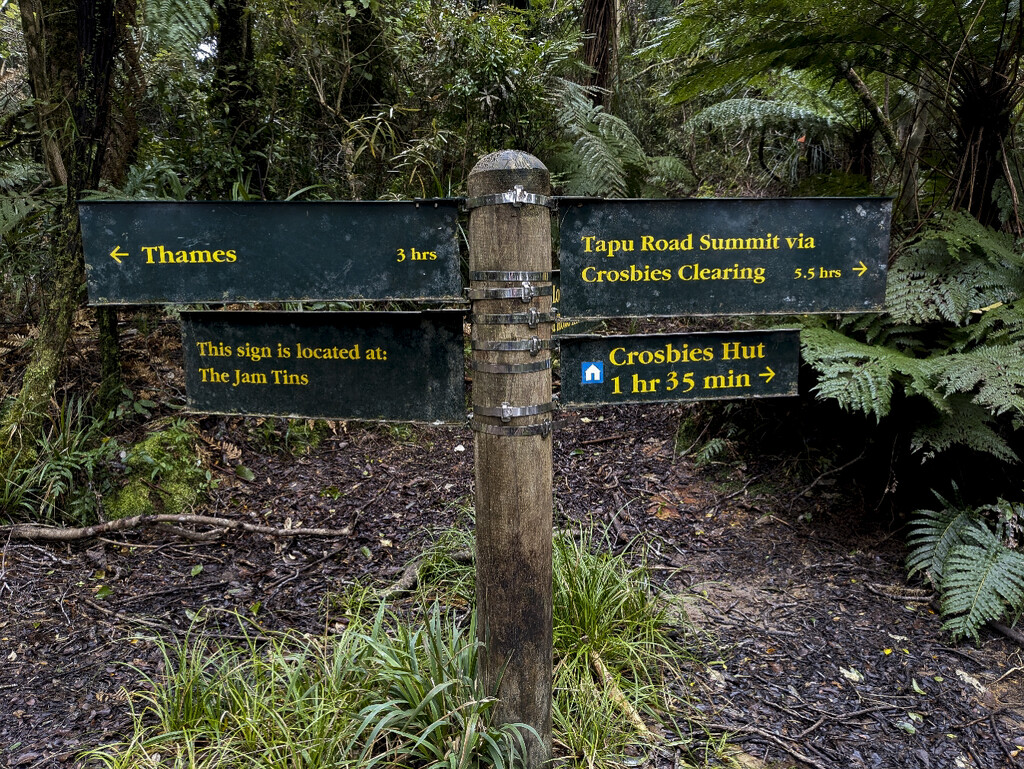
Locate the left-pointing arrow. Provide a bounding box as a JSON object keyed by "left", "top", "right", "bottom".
{"left": 110, "top": 246, "right": 128, "bottom": 264}
{"left": 759, "top": 366, "right": 775, "bottom": 384}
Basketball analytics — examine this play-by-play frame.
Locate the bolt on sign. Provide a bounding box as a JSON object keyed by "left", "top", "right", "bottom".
{"left": 557, "top": 197, "right": 891, "bottom": 318}
{"left": 181, "top": 311, "right": 465, "bottom": 423}
{"left": 560, "top": 329, "right": 799, "bottom": 407}
{"left": 80, "top": 200, "right": 462, "bottom": 304}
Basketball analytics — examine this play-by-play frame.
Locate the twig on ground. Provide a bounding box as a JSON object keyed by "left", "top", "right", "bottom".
{"left": 787, "top": 451, "right": 865, "bottom": 512}
{"left": 376, "top": 549, "right": 473, "bottom": 601}
{"left": 708, "top": 722, "right": 830, "bottom": 769}
{"left": 991, "top": 621, "right": 1024, "bottom": 646}
{"left": 2, "top": 514, "right": 353, "bottom": 542}
{"left": 579, "top": 433, "right": 629, "bottom": 446}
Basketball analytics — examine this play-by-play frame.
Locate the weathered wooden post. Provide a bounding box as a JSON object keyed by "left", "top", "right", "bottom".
{"left": 466, "top": 151, "right": 554, "bottom": 766}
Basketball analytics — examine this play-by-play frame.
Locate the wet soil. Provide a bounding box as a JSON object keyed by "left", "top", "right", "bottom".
{"left": 1, "top": 319, "right": 1022, "bottom": 768}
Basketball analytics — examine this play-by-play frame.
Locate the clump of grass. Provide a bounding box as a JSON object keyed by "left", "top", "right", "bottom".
{"left": 551, "top": 529, "right": 696, "bottom": 767}
{"left": 82, "top": 607, "right": 529, "bottom": 769}
{"left": 86, "top": 526, "right": 718, "bottom": 769}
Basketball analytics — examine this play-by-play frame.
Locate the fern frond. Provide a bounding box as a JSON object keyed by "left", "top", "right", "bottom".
{"left": 686, "top": 97, "right": 835, "bottom": 140}
{"left": 906, "top": 500, "right": 975, "bottom": 587}
{"left": 571, "top": 129, "right": 628, "bottom": 197}
{"left": 931, "top": 346, "right": 1024, "bottom": 416}
{"left": 801, "top": 327, "right": 941, "bottom": 419}
{"left": 887, "top": 213, "right": 1024, "bottom": 326}
{"left": 962, "top": 299, "right": 1024, "bottom": 348}
{"left": 143, "top": 0, "right": 211, "bottom": 58}
{"left": 941, "top": 521, "right": 1024, "bottom": 642}
{"left": 0, "top": 195, "right": 37, "bottom": 238}
{"left": 911, "top": 396, "right": 1019, "bottom": 463}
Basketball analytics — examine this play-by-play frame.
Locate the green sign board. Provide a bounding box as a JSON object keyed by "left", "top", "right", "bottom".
{"left": 181, "top": 310, "right": 465, "bottom": 422}
{"left": 81, "top": 201, "right": 462, "bottom": 305}
{"left": 559, "top": 328, "right": 800, "bottom": 406}
{"left": 558, "top": 198, "right": 891, "bottom": 318}
{"left": 550, "top": 270, "right": 600, "bottom": 336}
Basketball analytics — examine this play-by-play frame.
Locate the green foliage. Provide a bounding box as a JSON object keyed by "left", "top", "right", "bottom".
{"left": 104, "top": 419, "right": 212, "bottom": 519}
{"left": 247, "top": 418, "right": 330, "bottom": 456}
{"left": 82, "top": 608, "right": 529, "bottom": 769}
{"left": 352, "top": 608, "right": 530, "bottom": 769}
{"left": 85, "top": 527, "right": 715, "bottom": 769}
{"left": 941, "top": 523, "right": 1024, "bottom": 642}
{"left": 549, "top": 79, "right": 690, "bottom": 197}
{"left": 907, "top": 493, "right": 1024, "bottom": 642}
{"left": 906, "top": 492, "right": 976, "bottom": 586}
{"left": 802, "top": 212, "right": 1024, "bottom": 463}
{"left": 0, "top": 397, "right": 119, "bottom": 525}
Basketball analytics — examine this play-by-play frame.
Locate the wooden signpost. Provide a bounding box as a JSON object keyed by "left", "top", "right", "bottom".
{"left": 80, "top": 151, "right": 891, "bottom": 769}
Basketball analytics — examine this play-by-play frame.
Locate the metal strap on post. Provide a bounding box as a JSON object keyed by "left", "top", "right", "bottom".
{"left": 464, "top": 184, "right": 556, "bottom": 211}
{"left": 469, "top": 419, "right": 553, "bottom": 437}
{"left": 472, "top": 337, "right": 554, "bottom": 354}
{"left": 472, "top": 309, "right": 556, "bottom": 327}
{"left": 465, "top": 282, "right": 553, "bottom": 302}
{"left": 469, "top": 358, "right": 552, "bottom": 374}
{"left": 470, "top": 270, "right": 553, "bottom": 283}
{"left": 472, "top": 401, "right": 555, "bottom": 422}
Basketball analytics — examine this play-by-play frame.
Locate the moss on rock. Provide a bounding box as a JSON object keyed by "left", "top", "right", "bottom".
{"left": 104, "top": 421, "right": 207, "bottom": 520}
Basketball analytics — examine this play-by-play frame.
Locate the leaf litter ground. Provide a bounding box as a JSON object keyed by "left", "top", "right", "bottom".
{"left": 0, "top": 320, "right": 1022, "bottom": 769}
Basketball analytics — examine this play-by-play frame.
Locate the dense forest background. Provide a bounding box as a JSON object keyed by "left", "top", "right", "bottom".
{"left": 1, "top": 0, "right": 1023, "bottom": 639}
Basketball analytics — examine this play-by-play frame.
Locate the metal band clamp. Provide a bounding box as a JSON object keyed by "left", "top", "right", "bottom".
{"left": 470, "top": 270, "right": 553, "bottom": 282}
{"left": 471, "top": 337, "right": 554, "bottom": 355}
{"left": 465, "top": 282, "right": 552, "bottom": 302}
{"left": 464, "top": 185, "right": 555, "bottom": 211}
{"left": 470, "top": 418, "right": 553, "bottom": 438}
{"left": 471, "top": 309, "right": 556, "bottom": 328}
{"left": 472, "top": 401, "right": 555, "bottom": 422}
{"left": 469, "top": 358, "right": 552, "bottom": 374}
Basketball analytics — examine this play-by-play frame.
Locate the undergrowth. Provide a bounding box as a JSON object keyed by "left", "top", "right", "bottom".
{"left": 800, "top": 210, "right": 1024, "bottom": 641}
{"left": 0, "top": 397, "right": 119, "bottom": 525}
{"left": 84, "top": 527, "right": 726, "bottom": 769}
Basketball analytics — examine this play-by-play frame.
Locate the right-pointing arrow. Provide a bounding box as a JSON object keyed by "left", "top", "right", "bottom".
{"left": 853, "top": 261, "right": 868, "bottom": 276}
{"left": 759, "top": 367, "right": 775, "bottom": 383}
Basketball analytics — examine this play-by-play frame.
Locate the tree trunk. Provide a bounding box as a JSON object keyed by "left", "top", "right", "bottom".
{"left": 210, "top": 0, "right": 267, "bottom": 197}
{"left": 2, "top": 0, "right": 125, "bottom": 472}
{"left": 582, "top": 0, "right": 618, "bottom": 105}
{"left": 954, "top": 82, "right": 1014, "bottom": 228}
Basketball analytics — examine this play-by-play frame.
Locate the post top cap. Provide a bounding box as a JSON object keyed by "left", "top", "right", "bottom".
{"left": 468, "top": 151, "right": 549, "bottom": 195}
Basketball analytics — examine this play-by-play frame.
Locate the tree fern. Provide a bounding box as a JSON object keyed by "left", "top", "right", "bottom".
{"left": 142, "top": 0, "right": 212, "bottom": 58}
{"left": 685, "top": 97, "right": 836, "bottom": 141}
{"left": 549, "top": 78, "right": 690, "bottom": 197}
{"left": 941, "top": 522, "right": 1024, "bottom": 642}
{"left": 906, "top": 495, "right": 977, "bottom": 587}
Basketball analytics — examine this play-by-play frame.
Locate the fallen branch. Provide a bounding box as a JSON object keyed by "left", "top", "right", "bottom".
{"left": 376, "top": 549, "right": 474, "bottom": 601}
{"left": 1, "top": 514, "right": 353, "bottom": 542}
{"left": 589, "top": 649, "right": 657, "bottom": 739}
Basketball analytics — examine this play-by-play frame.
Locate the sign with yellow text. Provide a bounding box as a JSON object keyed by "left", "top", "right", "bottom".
{"left": 181, "top": 311, "right": 465, "bottom": 422}
{"left": 558, "top": 198, "right": 891, "bottom": 318}
{"left": 559, "top": 329, "right": 799, "bottom": 406}
{"left": 81, "top": 201, "right": 462, "bottom": 304}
